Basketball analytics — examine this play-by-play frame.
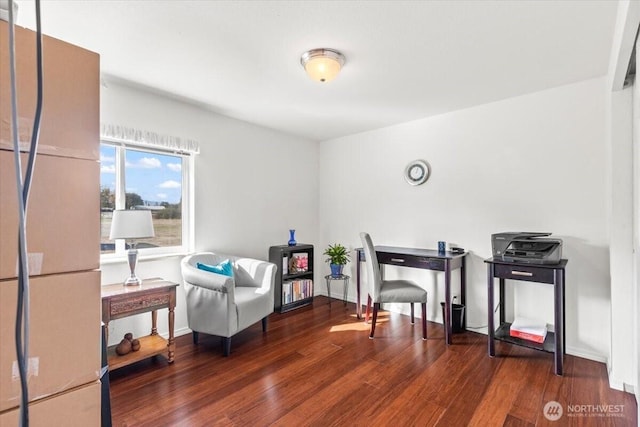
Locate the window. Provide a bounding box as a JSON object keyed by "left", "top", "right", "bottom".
{"left": 100, "top": 141, "right": 193, "bottom": 258}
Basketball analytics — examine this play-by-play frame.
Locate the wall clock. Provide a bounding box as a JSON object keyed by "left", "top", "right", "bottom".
{"left": 404, "top": 160, "right": 430, "bottom": 186}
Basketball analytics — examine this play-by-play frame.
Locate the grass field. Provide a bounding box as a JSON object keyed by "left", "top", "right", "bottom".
{"left": 101, "top": 214, "right": 181, "bottom": 253}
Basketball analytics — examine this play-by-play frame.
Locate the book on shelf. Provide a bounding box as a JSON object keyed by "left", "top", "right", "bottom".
{"left": 510, "top": 317, "right": 547, "bottom": 343}
{"left": 288, "top": 252, "right": 309, "bottom": 274}
{"left": 282, "top": 255, "right": 288, "bottom": 275}
{"left": 282, "top": 279, "right": 313, "bottom": 304}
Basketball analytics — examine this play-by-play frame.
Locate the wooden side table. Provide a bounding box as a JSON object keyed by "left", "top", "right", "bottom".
{"left": 101, "top": 278, "right": 178, "bottom": 370}
{"left": 485, "top": 258, "right": 567, "bottom": 375}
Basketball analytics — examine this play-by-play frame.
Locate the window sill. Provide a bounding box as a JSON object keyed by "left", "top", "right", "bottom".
{"left": 100, "top": 251, "right": 187, "bottom": 266}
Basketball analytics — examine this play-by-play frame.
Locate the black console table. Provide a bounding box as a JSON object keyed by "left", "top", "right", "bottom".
{"left": 356, "top": 246, "right": 467, "bottom": 345}
{"left": 485, "top": 258, "right": 567, "bottom": 375}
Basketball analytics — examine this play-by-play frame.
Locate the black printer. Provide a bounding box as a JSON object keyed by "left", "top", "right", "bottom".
{"left": 491, "top": 232, "right": 562, "bottom": 264}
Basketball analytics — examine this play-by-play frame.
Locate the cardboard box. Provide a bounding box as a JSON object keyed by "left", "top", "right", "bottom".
{"left": 0, "top": 381, "right": 101, "bottom": 426}
{"left": 0, "top": 151, "right": 100, "bottom": 280}
{"left": 0, "top": 21, "right": 99, "bottom": 161}
{"left": 0, "top": 270, "right": 101, "bottom": 412}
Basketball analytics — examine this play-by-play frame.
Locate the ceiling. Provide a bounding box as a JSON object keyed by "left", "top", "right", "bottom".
{"left": 15, "top": 0, "right": 619, "bottom": 142}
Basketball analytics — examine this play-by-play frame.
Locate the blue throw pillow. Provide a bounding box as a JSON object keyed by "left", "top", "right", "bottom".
{"left": 196, "top": 259, "right": 234, "bottom": 277}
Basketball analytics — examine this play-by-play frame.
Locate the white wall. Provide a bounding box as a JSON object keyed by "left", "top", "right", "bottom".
{"left": 607, "top": 86, "right": 634, "bottom": 390}
{"left": 318, "top": 77, "right": 611, "bottom": 361}
{"left": 100, "top": 80, "right": 318, "bottom": 345}
{"left": 606, "top": 0, "right": 640, "bottom": 393}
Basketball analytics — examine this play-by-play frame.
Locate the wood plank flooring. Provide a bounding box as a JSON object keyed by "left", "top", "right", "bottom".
{"left": 108, "top": 297, "right": 637, "bottom": 426}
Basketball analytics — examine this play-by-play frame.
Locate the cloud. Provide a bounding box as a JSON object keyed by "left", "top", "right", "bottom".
{"left": 158, "top": 180, "right": 181, "bottom": 189}
{"left": 100, "top": 154, "right": 115, "bottom": 163}
{"left": 166, "top": 163, "right": 182, "bottom": 172}
{"left": 126, "top": 157, "right": 162, "bottom": 169}
{"left": 138, "top": 157, "right": 162, "bottom": 168}
{"left": 157, "top": 193, "right": 168, "bottom": 200}
{"left": 101, "top": 164, "right": 115, "bottom": 174}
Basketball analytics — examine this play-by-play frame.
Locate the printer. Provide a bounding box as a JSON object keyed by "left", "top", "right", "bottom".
{"left": 491, "top": 232, "right": 562, "bottom": 264}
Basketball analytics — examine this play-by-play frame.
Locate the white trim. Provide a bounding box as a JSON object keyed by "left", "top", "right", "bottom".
{"left": 609, "top": 1, "right": 640, "bottom": 91}
{"left": 100, "top": 251, "right": 186, "bottom": 265}
{"left": 101, "top": 123, "right": 200, "bottom": 154}
{"left": 608, "top": 359, "right": 626, "bottom": 391}
{"left": 114, "top": 145, "right": 126, "bottom": 253}
{"left": 185, "top": 154, "right": 195, "bottom": 253}
{"left": 565, "top": 345, "right": 608, "bottom": 365}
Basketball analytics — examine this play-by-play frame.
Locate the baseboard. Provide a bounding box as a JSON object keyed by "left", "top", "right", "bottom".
{"left": 607, "top": 364, "right": 626, "bottom": 391}
{"left": 158, "top": 326, "right": 192, "bottom": 340}
{"left": 565, "top": 345, "right": 607, "bottom": 364}
{"left": 174, "top": 326, "right": 193, "bottom": 338}
{"left": 606, "top": 358, "right": 638, "bottom": 393}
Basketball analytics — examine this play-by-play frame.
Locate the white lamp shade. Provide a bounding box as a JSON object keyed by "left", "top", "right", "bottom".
{"left": 109, "top": 210, "right": 155, "bottom": 240}
{"left": 300, "top": 48, "right": 345, "bottom": 83}
{"left": 304, "top": 57, "right": 342, "bottom": 82}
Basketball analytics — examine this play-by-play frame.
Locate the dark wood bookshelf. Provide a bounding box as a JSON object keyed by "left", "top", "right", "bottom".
{"left": 269, "top": 244, "right": 314, "bottom": 313}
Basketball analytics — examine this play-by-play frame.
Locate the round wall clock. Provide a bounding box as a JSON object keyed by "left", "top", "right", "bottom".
{"left": 404, "top": 160, "right": 430, "bottom": 186}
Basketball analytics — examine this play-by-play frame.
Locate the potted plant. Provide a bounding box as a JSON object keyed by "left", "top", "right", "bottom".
{"left": 323, "top": 243, "right": 351, "bottom": 277}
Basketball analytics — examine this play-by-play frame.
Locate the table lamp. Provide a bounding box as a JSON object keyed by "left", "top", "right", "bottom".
{"left": 109, "top": 210, "right": 155, "bottom": 286}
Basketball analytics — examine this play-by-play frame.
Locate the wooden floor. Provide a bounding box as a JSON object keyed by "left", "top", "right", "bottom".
{"left": 108, "top": 297, "right": 637, "bottom": 426}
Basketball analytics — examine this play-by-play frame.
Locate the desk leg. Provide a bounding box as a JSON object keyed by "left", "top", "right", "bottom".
{"left": 554, "top": 269, "right": 564, "bottom": 375}
{"left": 356, "top": 251, "right": 362, "bottom": 319}
{"left": 488, "top": 263, "right": 495, "bottom": 357}
{"left": 168, "top": 305, "right": 175, "bottom": 363}
{"left": 151, "top": 310, "right": 158, "bottom": 336}
{"left": 104, "top": 322, "right": 109, "bottom": 347}
{"left": 562, "top": 269, "right": 566, "bottom": 355}
{"left": 344, "top": 276, "right": 349, "bottom": 306}
{"left": 444, "top": 259, "right": 452, "bottom": 345}
{"left": 499, "top": 278, "right": 505, "bottom": 324}
{"left": 461, "top": 256, "right": 467, "bottom": 330}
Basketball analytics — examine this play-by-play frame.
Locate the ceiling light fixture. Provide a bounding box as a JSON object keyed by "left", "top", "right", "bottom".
{"left": 300, "top": 48, "right": 345, "bottom": 83}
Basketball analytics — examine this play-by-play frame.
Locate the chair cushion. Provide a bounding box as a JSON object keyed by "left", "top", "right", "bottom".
{"left": 379, "top": 280, "right": 428, "bottom": 303}
{"left": 235, "top": 286, "right": 272, "bottom": 331}
{"left": 196, "top": 259, "right": 234, "bottom": 277}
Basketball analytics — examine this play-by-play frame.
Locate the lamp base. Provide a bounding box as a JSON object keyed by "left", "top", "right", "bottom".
{"left": 123, "top": 247, "right": 143, "bottom": 286}
{"left": 123, "top": 275, "right": 142, "bottom": 286}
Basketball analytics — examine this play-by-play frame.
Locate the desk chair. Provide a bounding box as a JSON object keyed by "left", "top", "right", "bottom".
{"left": 360, "top": 232, "right": 428, "bottom": 339}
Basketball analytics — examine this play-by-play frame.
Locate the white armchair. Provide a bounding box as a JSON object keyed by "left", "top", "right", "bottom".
{"left": 181, "top": 252, "right": 276, "bottom": 356}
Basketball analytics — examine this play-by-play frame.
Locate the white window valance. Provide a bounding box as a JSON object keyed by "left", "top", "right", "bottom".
{"left": 100, "top": 123, "right": 200, "bottom": 154}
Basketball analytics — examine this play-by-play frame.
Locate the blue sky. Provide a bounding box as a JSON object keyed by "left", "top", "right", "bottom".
{"left": 100, "top": 145, "right": 182, "bottom": 204}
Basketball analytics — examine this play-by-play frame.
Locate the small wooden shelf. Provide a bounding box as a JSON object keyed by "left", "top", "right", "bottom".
{"left": 283, "top": 272, "right": 313, "bottom": 281}
{"left": 494, "top": 322, "right": 556, "bottom": 354}
{"left": 107, "top": 334, "right": 169, "bottom": 370}
{"left": 101, "top": 278, "right": 178, "bottom": 371}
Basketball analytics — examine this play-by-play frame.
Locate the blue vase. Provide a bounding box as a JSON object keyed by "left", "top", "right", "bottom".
{"left": 288, "top": 229, "right": 297, "bottom": 246}
{"left": 330, "top": 263, "right": 343, "bottom": 277}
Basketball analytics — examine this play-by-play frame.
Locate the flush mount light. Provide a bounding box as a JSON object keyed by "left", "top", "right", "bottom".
{"left": 300, "top": 48, "right": 346, "bottom": 83}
